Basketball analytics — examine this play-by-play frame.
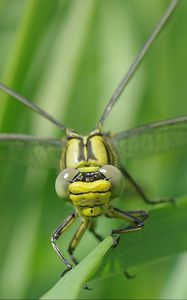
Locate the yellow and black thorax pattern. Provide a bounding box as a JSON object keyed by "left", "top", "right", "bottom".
{"left": 60, "top": 129, "right": 117, "bottom": 170}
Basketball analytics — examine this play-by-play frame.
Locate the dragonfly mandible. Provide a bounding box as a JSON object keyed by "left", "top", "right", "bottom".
{"left": 0, "top": 0, "right": 185, "bottom": 280}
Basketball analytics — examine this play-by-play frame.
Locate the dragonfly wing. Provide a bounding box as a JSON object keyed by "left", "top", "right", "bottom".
{"left": 0, "top": 133, "right": 65, "bottom": 170}
{"left": 111, "top": 115, "right": 187, "bottom": 161}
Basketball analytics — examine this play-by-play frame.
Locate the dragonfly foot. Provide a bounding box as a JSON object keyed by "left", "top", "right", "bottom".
{"left": 61, "top": 265, "right": 73, "bottom": 277}
{"left": 83, "top": 283, "right": 93, "bottom": 290}
{"left": 124, "top": 270, "right": 136, "bottom": 279}
{"left": 110, "top": 233, "right": 120, "bottom": 247}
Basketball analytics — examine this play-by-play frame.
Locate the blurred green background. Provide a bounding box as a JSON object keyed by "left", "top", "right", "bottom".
{"left": 0, "top": 0, "right": 187, "bottom": 298}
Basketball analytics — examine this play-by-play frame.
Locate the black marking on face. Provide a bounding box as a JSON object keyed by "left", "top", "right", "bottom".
{"left": 73, "top": 171, "right": 106, "bottom": 183}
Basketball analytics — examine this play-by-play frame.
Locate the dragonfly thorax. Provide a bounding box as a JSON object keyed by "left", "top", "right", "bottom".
{"left": 60, "top": 130, "right": 117, "bottom": 170}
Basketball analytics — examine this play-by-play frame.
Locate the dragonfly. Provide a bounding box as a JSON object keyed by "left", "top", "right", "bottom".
{"left": 0, "top": 0, "right": 184, "bottom": 281}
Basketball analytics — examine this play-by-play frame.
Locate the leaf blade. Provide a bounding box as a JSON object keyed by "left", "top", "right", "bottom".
{"left": 41, "top": 197, "right": 187, "bottom": 299}
{"left": 93, "top": 197, "right": 187, "bottom": 281}
{"left": 40, "top": 236, "right": 113, "bottom": 299}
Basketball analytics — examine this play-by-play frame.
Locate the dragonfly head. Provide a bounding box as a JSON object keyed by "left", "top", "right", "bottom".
{"left": 55, "top": 165, "right": 124, "bottom": 217}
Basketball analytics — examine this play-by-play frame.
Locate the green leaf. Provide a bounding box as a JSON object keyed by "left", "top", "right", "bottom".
{"left": 93, "top": 197, "right": 187, "bottom": 280}
{"left": 40, "top": 236, "right": 113, "bottom": 299}
{"left": 40, "top": 197, "right": 187, "bottom": 299}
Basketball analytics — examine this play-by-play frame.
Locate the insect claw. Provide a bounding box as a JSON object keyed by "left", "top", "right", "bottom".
{"left": 61, "top": 265, "right": 73, "bottom": 277}
{"left": 110, "top": 233, "right": 120, "bottom": 247}
{"left": 124, "top": 270, "right": 136, "bottom": 279}
{"left": 83, "top": 283, "right": 93, "bottom": 290}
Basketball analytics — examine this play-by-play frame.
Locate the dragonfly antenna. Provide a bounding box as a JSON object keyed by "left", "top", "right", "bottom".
{"left": 97, "top": 0, "right": 179, "bottom": 127}
{"left": 0, "top": 82, "right": 66, "bottom": 131}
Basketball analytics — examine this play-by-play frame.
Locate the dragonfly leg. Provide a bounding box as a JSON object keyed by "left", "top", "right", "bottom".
{"left": 124, "top": 270, "right": 136, "bottom": 280}
{"left": 124, "top": 209, "right": 149, "bottom": 222}
{"left": 106, "top": 206, "right": 147, "bottom": 239}
{"left": 68, "top": 218, "right": 92, "bottom": 290}
{"left": 68, "top": 218, "right": 88, "bottom": 265}
{"left": 106, "top": 206, "right": 148, "bottom": 280}
{"left": 120, "top": 166, "right": 175, "bottom": 205}
{"left": 51, "top": 212, "right": 78, "bottom": 277}
{"left": 88, "top": 220, "right": 103, "bottom": 242}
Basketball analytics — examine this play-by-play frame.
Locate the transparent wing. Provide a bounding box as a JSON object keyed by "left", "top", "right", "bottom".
{"left": 97, "top": 0, "right": 179, "bottom": 127}
{"left": 111, "top": 115, "right": 187, "bottom": 160}
{"left": 0, "top": 134, "right": 65, "bottom": 170}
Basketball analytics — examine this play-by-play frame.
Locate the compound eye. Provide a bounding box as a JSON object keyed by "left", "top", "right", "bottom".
{"left": 55, "top": 168, "right": 79, "bottom": 199}
{"left": 99, "top": 165, "right": 124, "bottom": 199}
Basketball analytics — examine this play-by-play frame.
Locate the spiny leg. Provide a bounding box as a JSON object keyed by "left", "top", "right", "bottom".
{"left": 51, "top": 212, "right": 78, "bottom": 277}
{"left": 124, "top": 209, "right": 149, "bottom": 222}
{"left": 68, "top": 218, "right": 92, "bottom": 290}
{"left": 120, "top": 165, "right": 175, "bottom": 205}
{"left": 68, "top": 218, "right": 89, "bottom": 266}
{"left": 88, "top": 220, "right": 103, "bottom": 242}
{"left": 105, "top": 206, "right": 148, "bottom": 241}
